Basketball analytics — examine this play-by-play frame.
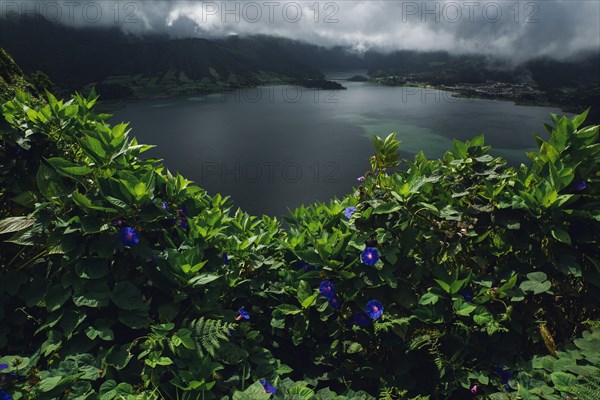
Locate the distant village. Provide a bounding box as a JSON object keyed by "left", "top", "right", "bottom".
{"left": 368, "top": 74, "right": 544, "bottom": 103}
{"left": 440, "top": 81, "right": 543, "bottom": 102}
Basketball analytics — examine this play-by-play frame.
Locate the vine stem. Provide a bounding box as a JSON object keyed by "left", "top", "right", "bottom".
{"left": 16, "top": 307, "right": 41, "bottom": 324}
{"left": 5, "top": 246, "right": 27, "bottom": 269}
{"left": 15, "top": 248, "right": 47, "bottom": 270}
{"left": 127, "top": 335, "right": 152, "bottom": 354}
{"left": 241, "top": 364, "right": 246, "bottom": 390}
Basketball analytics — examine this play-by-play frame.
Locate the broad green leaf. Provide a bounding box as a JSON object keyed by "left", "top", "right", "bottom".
{"left": 301, "top": 293, "right": 318, "bottom": 308}
{"left": 276, "top": 304, "right": 303, "bottom": 315}
{"left": 85, "top": 322, "right": 114, "bottom": 341}
{"left": 550, "top": 371, "right": 577, "bottom": 388}
{"left": 47, "top": 157, "right": 93, "bottom": 176}
{"left": 453, "top": 299, "right": 477, "bottom": 316}
{"left": 520, "top": 280, "right": 552, "bottom": 295}
{"left": 296, "top": 280, "right": 313, "bottom": 304}
{"left": 189, "top": 273, "right": 221, "bottom": 287}
{"left": 118, "top": 308, "right": 150, "bottom": 329}
{"left": 38, "top": 376, "right": 63, "bottom": 392}
{"left": 498, "top": 274, "right": 518, "bottom": 292}
{"left": 527, "top": 272, "right": 548, "bottom": 282}
{"left": 551, "top": 228, "right": 571, "bottom": 245}
{"left": 110, "top": 281, "right": 146, "bottom": 310}
{"left": 344, "top": 341, "right": 364, "bottom": 354}
{"left": 45, "top": 285, "right": 71, "bottom": 312}
{"left": 134, "top": 182, "right": 147, "bottom": 197}
{"left": 450, "top": 276, "right": 470, "bottom": 294}
{"left": 36, "top": 163, "right": 66, "bottom": 202}
{"left": 75, "top": 257, "right": 108, "bottom": 279}
{"left": 434, "top": 279, "right": 451, "bottom": 293}
{"left": 0, "top": 216, "right": 34, "bottom": 234}
{"left": 473, "top": 307, "right": 493, "bottom": 326}
{"left": 373, "top": 202, "right": 402, "bottom": 214}
{"left": 419, "top": 292, "right": 440, "bottom": 306}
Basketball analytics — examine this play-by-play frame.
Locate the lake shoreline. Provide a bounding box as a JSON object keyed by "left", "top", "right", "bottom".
{"left": 367, "top": 78, "right": 597, "bottom": 123}
{"left": 110, "top": 82, "right": 567, "bottom": 216}
{"left": 93, "top": 77, "right": 345, "bottom": 112}
{"left": 98, "top": 75, "right": 586, "bottom": 119}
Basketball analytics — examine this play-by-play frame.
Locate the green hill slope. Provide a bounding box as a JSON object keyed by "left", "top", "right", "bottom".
{"left": 0, "top": 48, "right": 41, "bottom": 102}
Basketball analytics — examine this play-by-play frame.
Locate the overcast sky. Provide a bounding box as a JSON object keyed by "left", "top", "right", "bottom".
{"left": 2, "top": 1, "right": 599, "bottom": 63}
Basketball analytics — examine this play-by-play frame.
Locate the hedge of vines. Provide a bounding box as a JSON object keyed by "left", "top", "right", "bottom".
{"left": 0, "top": 89, "right": 599, "bottom": 400}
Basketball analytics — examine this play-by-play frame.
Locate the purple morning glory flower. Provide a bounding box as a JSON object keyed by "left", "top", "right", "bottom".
{"left": 112, "top": 219, "right": 124, "bottom": 227}
{"left": 495, "top": 367, "right": 513, "bottom": 390}
{"left": 366, "top": 299, "right": 384, "bottom": 319}
{"left": 260, "top": 380, "right": 277, "bottom": 394}
{"left": 236, "top": 307, "right": 250, "bottom": 321}
{"left": 0, "top": 364, "right": 7, "bottom": 371}
{"left": 178, "top": 207, "right": 187, "bottom": 217}
{"left": 222, "top": 253, "right": 230, "bottom": 265}
{"left": 119, "top": 227, "right": 139, "bottom": 247}
{"left": 471, "top": 385, "right": 478, "bottom": 394}
{"left": 0, "top": 372, "right": 24, "bottom": 384}
{"left": 573, "top": 180, "right": 587, "bottom": 191}
{"left": 299, "top": 260, "right": 317, "bottom": 271}
{"left": 0, "top": 389, "right": 13, "bottom": 400}
{"left": 328, "top": 295, "right": 341, "bottom": 309}
{"left": 361, "top": 247, "right": 380, "bottom": 266}
{"left": 353, "top": 311, "right": 371, "bottom": 327}
{"left": 179, "top": 218, "right": 190, "bottom": 230}
{"left": 458, "top": 290, "right": 473, "bottom": 303}
{"left": 162, "top": 201, "right": 168, "bottom": 210}
{"left": 357, "top": 176, "right": 365, "bottom": 183}
{"left": 319, "top": 281, "right": 336, "bottom": 299}
{"left": 344, "top": 206, "right": 356, "bottom": 219}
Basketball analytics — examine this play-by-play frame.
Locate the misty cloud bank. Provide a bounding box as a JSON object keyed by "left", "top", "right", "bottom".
{"left": 1, "top": 0, "right": 599, "bottom": 63}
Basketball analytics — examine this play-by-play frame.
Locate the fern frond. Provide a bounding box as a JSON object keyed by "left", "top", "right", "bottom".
{"left": 378, "top": 386, "right": 395, "bottom": 400}
{"left": 189, "top": 317, "right": 232, "bottom": 357}
{"left": 377, "top": 386, "right": 431, "bottom": 400}
{"left": 375, "top": 316, "right": 415, "bottom": 339}
{"left": 407, "top": 330, "right": 448, "bottom": 377}
{"left": 407, "top": 330, "right": 441, "bottom": 352}
{"left": 582, "top": 320, "right": 600, "bottom": 329}
{"left": 565, "top": 370, "right": 600, "bottom": 400}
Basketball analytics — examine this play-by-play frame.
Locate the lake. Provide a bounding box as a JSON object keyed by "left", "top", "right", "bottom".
{"left": 110, "top": 72, "right": 567, "bottom": 217}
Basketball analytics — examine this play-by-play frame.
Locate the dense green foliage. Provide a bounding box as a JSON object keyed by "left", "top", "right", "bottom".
{"left": 0, "top": 49, "right": 45, "bottom": 105}
{"left": 0, "top": 86, "right": 599, "bottom": 400}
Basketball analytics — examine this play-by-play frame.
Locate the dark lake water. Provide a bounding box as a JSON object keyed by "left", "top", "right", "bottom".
{"left": 110, "top": 72, "right": 567, "bottom": 217}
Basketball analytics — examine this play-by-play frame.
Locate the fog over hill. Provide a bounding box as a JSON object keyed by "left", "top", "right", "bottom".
{"left": 0, "top": 0, "right": 599, "bottom": 64}
{"left": 1, "top": 1, "right": 598, "bottom": 122}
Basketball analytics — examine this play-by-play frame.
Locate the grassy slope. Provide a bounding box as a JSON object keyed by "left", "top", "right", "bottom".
{"left": 0, "top": 48, "right": 41, "bottom": 102}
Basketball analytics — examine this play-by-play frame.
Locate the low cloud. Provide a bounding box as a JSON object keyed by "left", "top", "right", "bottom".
{"left": 1, "top": 0, "right": 599, "bottom": 63}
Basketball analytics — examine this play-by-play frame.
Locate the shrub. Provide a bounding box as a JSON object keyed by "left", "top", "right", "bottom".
{"left": 0, "top": 89, "right": 598, "bottom": 399}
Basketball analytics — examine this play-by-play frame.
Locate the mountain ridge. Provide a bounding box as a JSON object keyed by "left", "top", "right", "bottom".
{"left": 0, "top": 13, "right": 597, "bottom": 120}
